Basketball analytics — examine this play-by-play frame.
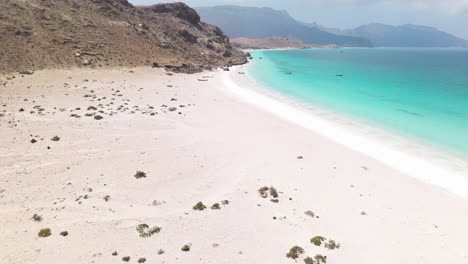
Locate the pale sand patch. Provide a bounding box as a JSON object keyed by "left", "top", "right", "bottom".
{"left": 0, "top": 67, "right": 468, "bottom": 264}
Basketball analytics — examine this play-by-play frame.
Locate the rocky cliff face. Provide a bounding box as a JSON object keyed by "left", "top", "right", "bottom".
{"left": 0, "top": 0, "right": 246, "bottom": 74}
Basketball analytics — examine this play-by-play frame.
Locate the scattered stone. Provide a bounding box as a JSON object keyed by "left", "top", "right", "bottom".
{"left": 304, "top": 210, "right": 315, "bottom": 218}
{"left": 134, "top": 171, "right": 147, "bottom": 179}
{"left": 18, "top": 71, "right": 35, "bottom": 75}
{"left": 32, "top": 214, "right": 43, "bottom": 222}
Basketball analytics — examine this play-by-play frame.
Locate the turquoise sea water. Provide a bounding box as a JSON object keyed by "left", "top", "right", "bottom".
{"left": 249, "top": 48, "right": 468, "bottom": 157}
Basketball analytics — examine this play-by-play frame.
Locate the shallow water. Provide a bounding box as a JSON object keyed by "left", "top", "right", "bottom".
{"left": 249, "top": 48, "right": 468, "bottom": 158}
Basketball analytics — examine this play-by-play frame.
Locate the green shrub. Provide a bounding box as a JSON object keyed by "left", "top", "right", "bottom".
{"left": 286, "top": 246, "right": 304, "bottom": 259}
{"left": 270, "top": 199, "right": 279, "bottom": 203}
{"left": 38, "top": 228, "right": 51, "bottom": 237}
{"left": 181, "top": 244, "right": 191, "bottom": 251}
{"left": 221, "top": 200, "right": 229, "bottom": 205}
{"left": 138, "top": 257, "right": 146, "bottom": 263}
{"left": 136, "top": 224, "right": 161, "bottom": 238}
{"left": 60, "top": 231, "right": 68, "bottom": 236}
{"left": 94, "top": 115, "right": 103, "bottom": 120}
{"left": 192, "top": 202, "right": 207, "bottom": 211}
{"left": 112, "top": 251, "right": 118, "bottom": 256}
{"left": 324, "top": 239, "right": 340, "bottom": 250}
{"left": 122, "top": 256, "right": 130, "bottom": 262}
{"left": 269, "top": 187, "right": 278, "bottom": 198}
{"left": 258, "top": 186, "right": 269, "bottom": 198}
{"left": 210, "top": 203, "right": 221, "bottom": 210}
{"left": 258, "top": 186, "right": 279, "bottom": 198}
{"left": 314, "top": 254, "right": 327, "bottom": 264}
{"left": 51, "top": 136, "right": 60, "bottom": 141}
{"left": 304, "top": 257, "right": 314, "bottom": 264}
{"left": 134, "top": 171, "right": 147, "bottom": 179}
{"left": 310, "top": 236, "right": 326, "bottom": 246}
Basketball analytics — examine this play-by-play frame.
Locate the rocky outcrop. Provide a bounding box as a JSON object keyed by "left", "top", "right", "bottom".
{"left": 0, "top": 0, "right": 247, "bottom": 74}
{"left": 147, "top": 3, "right": 200, "bottom": 25}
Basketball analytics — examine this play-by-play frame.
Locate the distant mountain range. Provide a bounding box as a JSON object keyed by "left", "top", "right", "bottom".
{"left": 195, "top": 6, "right": 371, "bottom": 47}
{"left": 308, "top": 23, "right": 468, "bottom": 47}
{"left": 197, "top": 5, "right": 468, "bottom": 48}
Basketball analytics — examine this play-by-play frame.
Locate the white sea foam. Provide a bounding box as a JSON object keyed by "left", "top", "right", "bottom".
{"left": 220, "top": 65, "right": 468, "bottom": 199}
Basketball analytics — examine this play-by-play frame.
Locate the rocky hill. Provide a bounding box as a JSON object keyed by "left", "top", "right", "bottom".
{"left": 0, "top": 0, "right": 246, "bottom": 74}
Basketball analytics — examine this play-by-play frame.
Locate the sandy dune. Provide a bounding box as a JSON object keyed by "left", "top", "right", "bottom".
{"left": 1, "top": 67, "right": 468, "bottom": 264}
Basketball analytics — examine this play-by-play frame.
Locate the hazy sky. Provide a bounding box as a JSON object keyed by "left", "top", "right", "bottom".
{"left": 129, "top": 0, "right": 468, "bottom": 39}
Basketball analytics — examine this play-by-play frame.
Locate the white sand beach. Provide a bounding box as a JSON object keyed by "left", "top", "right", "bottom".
{"left": 1, "top": 67, "right": 468, "bottom": 264}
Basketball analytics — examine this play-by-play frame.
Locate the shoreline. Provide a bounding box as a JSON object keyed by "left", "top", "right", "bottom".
{"left": 222, "top": 63, "right": 468, "bottom": 199}
{"left": 2, "top": 67, "right": 468, "bottom": 263}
